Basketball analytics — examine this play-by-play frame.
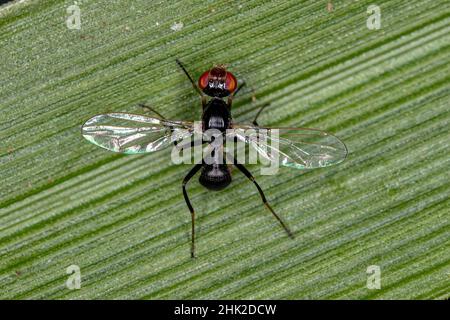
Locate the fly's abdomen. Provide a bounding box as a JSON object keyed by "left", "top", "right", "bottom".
{"left": 199, "top": 164, "right": 231, "bottom": 191}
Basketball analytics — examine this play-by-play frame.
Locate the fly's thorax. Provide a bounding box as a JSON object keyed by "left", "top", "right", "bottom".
{"left": 202, "top": 98, "right": 231, "bottom": 132}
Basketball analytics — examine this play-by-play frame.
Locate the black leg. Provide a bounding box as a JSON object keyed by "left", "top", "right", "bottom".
{"left": 227, "top": 81, "right": 246, "bottom": 109}
{"left": 233, "top": 81, "right": 246, "bottom": 97}
{"left": 182, "top": 163, "right": 204, "bottom": 258}
{"left": 229, "top": 154, "right": 294, "bottom": 239}
{"left": 138, "top": 103, "right": 166, "bottom": 119}
{"left": 252, "top": 103, "right": 270, "bottom": 127}
{"left": 175, "top": 59, "right": 207, "bottom": 109}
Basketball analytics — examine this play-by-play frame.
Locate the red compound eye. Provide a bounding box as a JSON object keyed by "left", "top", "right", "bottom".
{"left": 198, "top": 70, "right": 210, "bottom": 90}
{"left": 198, "top": 68, "right": 237, "bottom": 96}
{"left": 225, "top": 72, "right": 237, "bottom": 93}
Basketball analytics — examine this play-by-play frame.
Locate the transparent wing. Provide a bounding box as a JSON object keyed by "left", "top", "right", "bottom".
{"left": 230, "top": 124, "right": 348, "bottom": 169}
{"left": 81, "top": 113, "right": 195, "bottom": 154}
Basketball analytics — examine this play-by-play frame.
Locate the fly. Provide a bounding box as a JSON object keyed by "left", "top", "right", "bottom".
{"left": 81, "top": 59, "right": 348, "bottom": 258}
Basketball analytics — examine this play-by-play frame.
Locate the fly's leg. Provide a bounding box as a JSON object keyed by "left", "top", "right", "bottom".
{"left": 234, "top": 81, "right": 246, "bottom": 97}
{"left": 176, "top": 59, "right": 207, "bottom": 110}
{"left": 182, "top": 163, "right": 204, "bottom": 258}
{"left": 246, "top": 88, "right": 271, "bottom": 126}
{"left": 139, "top": 103, "right": 205, "bottom": 259}
{"left": 138, "top": 103, "right": 166, "bottom": 119}
{"left": 228, "top": 154, "right": 294, "bottom": 239}
{"left": 227, "top": 81, "right": 246, "bottom": 110}
{"left": 252, "top": 103, "right": 270, "bottom": 127}
{"left": 175, "top": 58, "right": 202, "bottom": 95}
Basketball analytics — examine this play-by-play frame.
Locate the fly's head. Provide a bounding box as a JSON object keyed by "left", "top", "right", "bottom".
{"left": 198, "top": 64, "right": 237, "bottom": 98}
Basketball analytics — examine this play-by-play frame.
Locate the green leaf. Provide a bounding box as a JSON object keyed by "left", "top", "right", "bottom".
{"left": 0, "top": 0, "right": 448, "bottom": 299}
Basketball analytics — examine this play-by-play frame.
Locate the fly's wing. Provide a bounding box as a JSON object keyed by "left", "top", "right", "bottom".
{"left": 81, "top": 113, "right": 195, "bottom": 154}
{"left": 230, "top": 124, "right": 348, "bottom": 169}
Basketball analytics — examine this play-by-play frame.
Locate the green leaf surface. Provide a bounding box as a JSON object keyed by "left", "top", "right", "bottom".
{"left": 0, "top": 0, "right": 448, "bottom": 299}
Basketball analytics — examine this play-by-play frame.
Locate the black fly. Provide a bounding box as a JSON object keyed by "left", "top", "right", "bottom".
{"left": 81, "top": 59, "right": 347, "bottom": 258}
